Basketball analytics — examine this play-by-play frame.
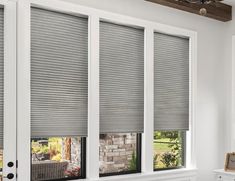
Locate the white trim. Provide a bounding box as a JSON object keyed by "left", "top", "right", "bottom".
{"left": 17, "top": 0, "right": 31, "bottom": 181}
{"left": 29, "top": 0, "right": 196, "bottom": 37}
{"left": 81, "top": 168, "right": 197, "bottom": 181}
{"left": 187, "top": 33, "right": 197, "bottom": 169}
{"left": 87, "top": 15, "right": 100, "bottom": 179}
{"left": 142, "top": 27, "right": 154, "bottom": 173}
{"left": 0, "top": 0, "right": 16, "bottom": 4}
{"left": 16, "top": 0, "right": 198, "bottom": 180}
{"left": 3, "top": 0, "right": 17, "bottom": 180}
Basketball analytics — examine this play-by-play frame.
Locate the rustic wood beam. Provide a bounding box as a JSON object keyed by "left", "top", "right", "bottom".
{"left": 146, "top": 0, "right": 232, "bottom": 22}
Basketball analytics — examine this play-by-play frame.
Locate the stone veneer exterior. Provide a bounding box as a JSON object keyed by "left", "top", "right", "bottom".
{"left": 60, "top": 134, "right": 137, "bottom": 174}
{"left": 62, "top": 137, "right": 81, "bottom": 167}
{"left": 99, "top": 133, "right": 136, "bottom": 174}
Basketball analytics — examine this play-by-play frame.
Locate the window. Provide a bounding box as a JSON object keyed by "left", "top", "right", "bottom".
{"left": 30, "top": 7, "right": 88, "bottom": 180}
{"left": 31, "top": 137, "right": 86, "bottom": 180}
{"left": 99, "top": 133, "right": 141, "bottom": 176}
{"left": 100, "top": 21, "right": 144, "bottom": 176}
{"left": 99, "top": 21, "right": 144, "bottom": 176}
{"left": 153, "top": 131, "right": 185, "bottom": 170}
{"left": 153, "top": 32, "right": 190, "bottom": 171}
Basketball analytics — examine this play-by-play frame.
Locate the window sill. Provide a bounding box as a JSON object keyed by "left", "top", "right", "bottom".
{"left": 80, "top": 168, "right": 197, "bottom": 181}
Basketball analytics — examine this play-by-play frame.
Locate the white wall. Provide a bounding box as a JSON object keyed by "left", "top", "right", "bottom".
{"left": 57, "top": 0, "right": 228, "bottom": 181}
{"left": 223, "top": 7, "right": 235, "bottom": 159}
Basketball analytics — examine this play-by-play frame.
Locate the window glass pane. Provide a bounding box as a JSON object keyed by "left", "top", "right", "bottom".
{"left": 31, "top": 137, "right": 82, "bottom": 181}
{"left": 99, "top": 133, "right": 139, "bottom": 175}
{"left": 153, "top": 131, "right": 185, "bottom": 170}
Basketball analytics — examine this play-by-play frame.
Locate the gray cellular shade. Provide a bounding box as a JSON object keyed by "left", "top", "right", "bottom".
{"left": 0, "top": 8, "right": 3, "bottom": 148}
{"left": 154, "top": 32, "right": 189, "bottom": 131}
{"left": 31, "top": 8, "right": 88, "bottom": 137}
{"left": 100, "top": 22, "right": 144, "bottom": 134}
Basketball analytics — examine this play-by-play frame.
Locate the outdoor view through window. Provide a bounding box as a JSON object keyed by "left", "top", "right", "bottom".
{"left": 153, "top": 131, "right": 185, "bottom": 170}
{"left": 31, "top": 137, "right": 82, "bottom": 181}
{"left": 99, "top": 133, "right": 138, "bottom": 175}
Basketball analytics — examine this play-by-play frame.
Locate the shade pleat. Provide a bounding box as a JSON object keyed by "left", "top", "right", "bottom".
{"left": 100, "top": 22, "right": 144, "bottom": 134}
{"left": 31, "top": 8, "right": 88, "bottom": 137}
{"left": 154, "top": 32, "right": 189, "bottom": 131}
{"left": 0, "top": 8, "right": 3, "bottom": 148}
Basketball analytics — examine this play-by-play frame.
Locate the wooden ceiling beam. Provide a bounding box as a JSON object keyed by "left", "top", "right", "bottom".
{"left": 146, "top": 0, "right": 232, "bottom": 22}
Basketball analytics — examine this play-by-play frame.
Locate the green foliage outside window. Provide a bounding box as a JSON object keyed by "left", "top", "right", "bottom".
{"left": 31, "top": 137, "right": 62, "bottom": 162}
{"left": 153, "top": 131, "right": 184, "bottom": 169}
{"left": 128, "top": 152, "right": 137, "bottom": 171}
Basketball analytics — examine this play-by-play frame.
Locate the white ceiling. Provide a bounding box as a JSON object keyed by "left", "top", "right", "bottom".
{"left": 224, "top": 0, "right": 235, "bottom": 6}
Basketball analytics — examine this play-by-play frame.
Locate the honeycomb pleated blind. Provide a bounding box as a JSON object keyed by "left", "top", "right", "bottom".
{"left": 31, "top": 8, "right": 88, "bottom": 137}
{"left": 100, "top": 22, "right": 144, "bottom": 134}
{"left": 154, "top": 32, "right": 189, "bottom": 131}
{"left": 0, "top": 8, "right": 3, "bottom": 148}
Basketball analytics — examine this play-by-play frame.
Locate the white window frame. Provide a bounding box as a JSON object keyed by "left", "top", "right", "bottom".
{"left": 0, "top": 0, "right": 17, "bottom": 180}
{"left": 17, "top": 0, "right": 197, "bottom": 180}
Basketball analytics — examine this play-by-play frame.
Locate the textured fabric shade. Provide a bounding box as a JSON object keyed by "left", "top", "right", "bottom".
{"left": 100, "top": 22, "right": 144, "bottom": 134}
{"left": 154, "top": 32, "right": 189, "bottom": 131}
{"left": 31, "top": 8, "right": 88, "bottom": 137}
{"left": 0, "top": 8, "right": 3, "bottom": 148}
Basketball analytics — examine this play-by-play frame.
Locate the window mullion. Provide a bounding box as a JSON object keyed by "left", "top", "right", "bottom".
{"left": 87, "top": 14, "right": 100, "bottom": 180}
{"left": 142, "top": 27, "right": 154, "bottom": 173}
{"left": 17, "top": 0, "right": 31, "bottom": 180}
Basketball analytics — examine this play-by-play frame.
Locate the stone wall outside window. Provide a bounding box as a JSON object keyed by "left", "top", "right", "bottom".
{"left": 99, "top": 133, "right": 137, "bottom": 174}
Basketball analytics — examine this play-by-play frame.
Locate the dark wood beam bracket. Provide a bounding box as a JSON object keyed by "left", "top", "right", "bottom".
{"left": 146, "top": 0, "right": 232, "bottom": 22}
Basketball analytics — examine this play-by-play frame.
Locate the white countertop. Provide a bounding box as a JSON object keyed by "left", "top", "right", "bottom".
{"left": 214, "top": 169, "right": 235, "bottom": 176}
